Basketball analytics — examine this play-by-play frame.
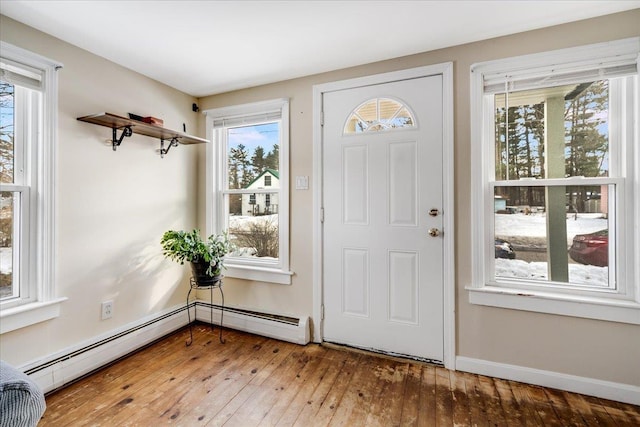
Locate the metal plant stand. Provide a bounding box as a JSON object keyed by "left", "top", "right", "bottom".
{"left": 186, "top": 276, "right": 225, "bottom": 346}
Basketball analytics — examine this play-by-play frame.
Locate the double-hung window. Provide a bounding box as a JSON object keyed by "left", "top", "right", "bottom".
{"left": 0, "top": 42, "right": 63, "bottom": 333}
{"left": 469, "top": 38, "right": 640, "bottom": 324}
{"left": 205, "top": 99, "right": 292, "bottom": 284}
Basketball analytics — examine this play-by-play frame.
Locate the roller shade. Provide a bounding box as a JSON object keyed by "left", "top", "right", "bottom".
{"left": 212, "top": 110, "right": 282, "bottom": 129}
{"left": 0, "top": 58, "right": 43, "bottom": 91}
{"left": 484, "top": 61, "right": 637, "bottom": 94}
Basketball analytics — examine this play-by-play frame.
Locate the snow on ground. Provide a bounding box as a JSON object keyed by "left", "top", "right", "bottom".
{"left": 228, "top": 214, "right": 278, "bottom": 230}
{"left": 495, "top": 212, "right": 607, "bottom": 240}
{"left": 494, "top": 213, "right": 609, "bottom": 286}
{"left": 495, "top": 258, "right": 608, "bottom": 286}
{"left": 0, "top": 248, "right": 10, "bottom": 273}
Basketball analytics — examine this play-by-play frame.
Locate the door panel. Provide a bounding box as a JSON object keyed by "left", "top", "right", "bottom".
{"left": 343, "top": 145, "right": 369, "bottom": 225}
{"left": 389, "top": 141, "right": 418, "bottom": 226}
{"left": 322, "top": 75, "right": 444, "bottom": 361}
{"left": 342, "top": 248, "right": 370, "bottom": 317}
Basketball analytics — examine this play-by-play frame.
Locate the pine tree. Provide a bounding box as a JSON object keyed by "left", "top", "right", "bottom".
{"left": 564, "top": 80, "right": 608, "bottom": 211}
{"left": 251, "top": 146, "right": 267, "bottom": 175}
{"left": 495, "top": 101, "right": 545, "bottom": 207}
{"left": 265, "top": 144, "right": 279, "bottom": 171}
{"left": 228, "top": 144, "right": 253, "bottom": 188}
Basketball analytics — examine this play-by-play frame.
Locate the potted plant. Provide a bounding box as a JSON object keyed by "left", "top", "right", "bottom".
{"left": 160, "top": 229, "right": 232, "bottom": 286}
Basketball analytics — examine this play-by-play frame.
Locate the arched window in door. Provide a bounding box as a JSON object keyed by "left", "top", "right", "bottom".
{"left": 344, "top": 97, "right": 415, "bottom": 134}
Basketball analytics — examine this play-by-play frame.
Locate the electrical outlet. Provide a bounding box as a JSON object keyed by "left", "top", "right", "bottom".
{"left": 101, "top": 300, "right": 113, "bottom": 320}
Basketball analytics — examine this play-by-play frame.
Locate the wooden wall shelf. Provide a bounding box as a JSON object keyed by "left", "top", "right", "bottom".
{"left": 77, "top": 112, "right": 208, "bottom": 157}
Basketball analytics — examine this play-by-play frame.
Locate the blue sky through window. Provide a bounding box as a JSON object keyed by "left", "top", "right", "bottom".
{"left": 228, "top": 122, "right": 279, "bottom": 154}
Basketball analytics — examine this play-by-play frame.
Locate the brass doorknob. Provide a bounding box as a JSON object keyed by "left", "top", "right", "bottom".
{"left": 428, "top": 228, "right": 441, "bottom": 237}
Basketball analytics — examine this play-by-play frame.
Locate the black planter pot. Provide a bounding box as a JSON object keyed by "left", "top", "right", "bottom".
{"left": 190, "top": 260, "right": 221, "bottom": 286}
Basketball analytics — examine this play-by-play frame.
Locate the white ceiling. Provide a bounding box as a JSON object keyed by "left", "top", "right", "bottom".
{"left": 2, "top": 1, "right": 639, "bottom": 97}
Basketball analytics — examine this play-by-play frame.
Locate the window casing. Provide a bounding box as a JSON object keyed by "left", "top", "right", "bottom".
{"left": 469, "top": 38, "right": 640, "bottom": 324}
{"left": 205, "top": 99, "right": 292, "bottom": 285}
{"left": 0, "top": 42, "right": 64, "bottom": 333}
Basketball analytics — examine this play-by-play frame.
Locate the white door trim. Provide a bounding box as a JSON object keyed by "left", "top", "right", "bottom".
{"left": 312, "top": 63, "right": 456, "bottom": 369}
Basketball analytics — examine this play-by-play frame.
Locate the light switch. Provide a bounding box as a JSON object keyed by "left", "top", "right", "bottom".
{"left": 295, "top": 176, "right": 309, "bottom": 190}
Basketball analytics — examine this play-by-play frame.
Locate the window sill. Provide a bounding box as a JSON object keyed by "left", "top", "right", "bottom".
{"left": 0, "top": 297, "right": 68, "bottom": 334}
{"left": 467, "top": 286, "right": 640, "bottom": 325}
{"left": 224, "top": 265, "right": 293, "bottom": 285}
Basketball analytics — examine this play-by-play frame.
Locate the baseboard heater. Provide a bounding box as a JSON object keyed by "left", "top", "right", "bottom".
{"left": 21, "top": 303, "right": 309, "bottom": 394}
{"left": 193, "top": 300, "right": 310, "bottom": 345}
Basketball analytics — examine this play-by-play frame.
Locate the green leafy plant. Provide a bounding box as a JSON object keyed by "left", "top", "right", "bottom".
{"left": 161, "top": 229, "right": 232, "bottom": 277}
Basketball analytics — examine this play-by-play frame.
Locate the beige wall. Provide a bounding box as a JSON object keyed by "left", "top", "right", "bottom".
{"left": 197, "top": 9, "right": 640, "bottom": 386}
{"left": 0, "top": 16, "right": 201, "bottom": 365}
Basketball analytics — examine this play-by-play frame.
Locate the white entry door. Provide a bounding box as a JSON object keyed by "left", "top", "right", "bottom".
{"left": 322, "top": 75, "right": 444, "bottom": 362}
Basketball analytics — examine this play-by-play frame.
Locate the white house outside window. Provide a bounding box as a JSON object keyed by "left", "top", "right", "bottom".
{"left": 469, "top": 38, "right": 640, "bottom": 324}
{"left": 205, "top": 99, "right": 292, "bottom": 285}
{"left": 0, "top": 42, "right": 64, "bottom": 333}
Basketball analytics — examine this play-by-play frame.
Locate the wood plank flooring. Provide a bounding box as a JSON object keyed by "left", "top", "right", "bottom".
{"left": 40, "top": 324, "right": 640, "bottom": 426}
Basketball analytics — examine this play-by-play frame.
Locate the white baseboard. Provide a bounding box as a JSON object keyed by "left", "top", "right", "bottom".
{"left": 22, "top": 304, "right": 188, "bottom": 394}
{"left": 194, "top": 301, "right": 310, "bottom": 345}
{"left": 20, "top": 302, "right": 310, "bottom": 394}
{"left": 456, "top": 356, "right": 640, "bottom": 406}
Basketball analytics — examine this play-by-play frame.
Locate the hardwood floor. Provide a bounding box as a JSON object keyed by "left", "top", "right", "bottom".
{"left": 40, "top": 324, "right": 640, "bottom": 426}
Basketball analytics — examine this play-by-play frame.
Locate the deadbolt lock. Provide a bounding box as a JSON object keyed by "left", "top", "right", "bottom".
{"left": 429, "top": 208, "right": 440, "bottom": 217}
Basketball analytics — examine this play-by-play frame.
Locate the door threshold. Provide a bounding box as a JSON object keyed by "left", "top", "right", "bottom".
{"left": 321, "top": 341, "right": 443, "bottom": 367}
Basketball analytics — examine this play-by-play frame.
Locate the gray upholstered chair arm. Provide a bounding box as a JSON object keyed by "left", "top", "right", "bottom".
{"left": 0, "top": 361, "right": 46, "bottom": 427}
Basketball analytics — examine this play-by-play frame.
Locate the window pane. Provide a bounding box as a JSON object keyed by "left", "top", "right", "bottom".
{"left": 227, "top": 191, "right": 279, "bottom": 260}
{"left": 227, "top": 122, "right": 279, "bottom": 190}
{"left": 0, "top": 191, "right": 16, "bottom": 299}
{"left": 225, "top": 122, "right": 280, "bottom": 262}
{"left": 494, "top": 185, "right": 610, "bottom": 287}
{"left": 494, "top": 80, "right": 609, "bottom": 181}
{"left": 344, "top": 97, "right": 415, "bottom": 134}
{"left": 0, "top": 81, "right": 15, "bottom": 184}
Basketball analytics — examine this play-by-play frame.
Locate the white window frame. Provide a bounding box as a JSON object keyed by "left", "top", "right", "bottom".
{"left": 469, "top": 38, "right": 640, "bottom": 325}
{"left": 0, "top": 42, "right": 66, "bottom": 334}
{"left": 205, "top": 98, "right": 292, "bottom": 285}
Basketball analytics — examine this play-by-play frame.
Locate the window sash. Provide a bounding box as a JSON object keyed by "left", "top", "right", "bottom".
{"left": 483, "top": 77, "right": 629, "bottom": 294}
{"left": 222, "top": 192, "right": 280, "bottom": 268}
{"left": 487, "top": 181, "right": 619, "bottom": 290}
{"left": 484, "top": 91, "right": 623, "bottom": 293}
{"left": 0, "top": 187, "right": 32, "bottom": 308}
{"left": 0, "top": 85, "right": 39, "bottom": 308}
{"left": 222, "top": 120, "right": 281, "bottom": 192}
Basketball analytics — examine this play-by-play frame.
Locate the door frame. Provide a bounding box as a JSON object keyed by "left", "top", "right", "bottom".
{"left": 312, "top": 63, "right": 456, "bottom": 369}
